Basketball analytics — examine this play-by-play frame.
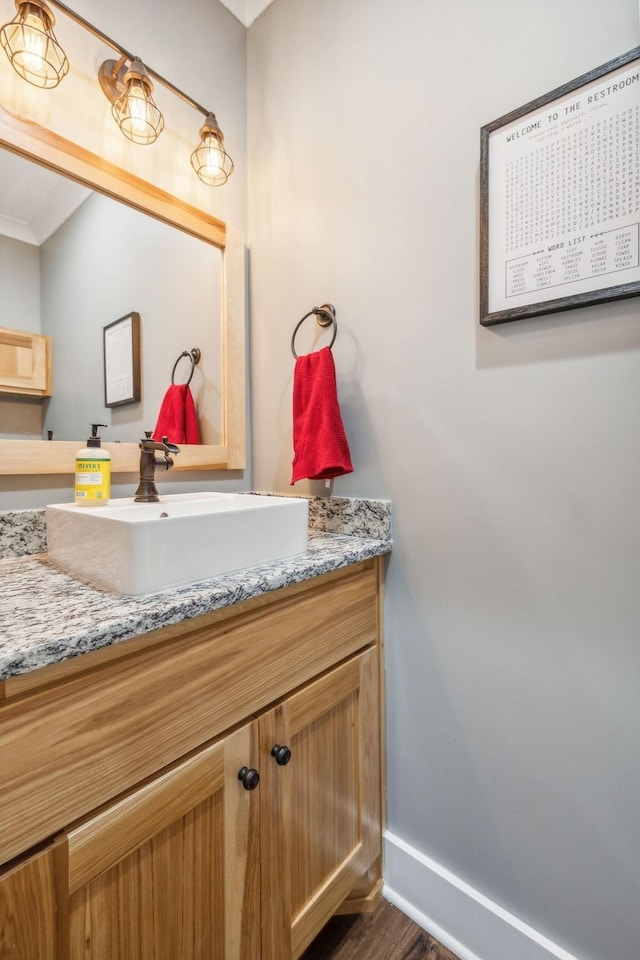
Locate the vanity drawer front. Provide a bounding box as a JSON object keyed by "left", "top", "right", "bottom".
{"left": 0, "top": 562, "right": 378, "bottom": 865}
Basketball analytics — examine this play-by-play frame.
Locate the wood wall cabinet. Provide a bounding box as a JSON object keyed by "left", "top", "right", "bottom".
{"left": 0, "top": 558, "right": 384, "bottom": 960}
{"left": 0, "top": 326, "right": 51, "bottom": 397}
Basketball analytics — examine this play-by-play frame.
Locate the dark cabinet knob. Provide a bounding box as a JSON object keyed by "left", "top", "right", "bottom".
{"left": 271, "top": 744, "right": 292, "bottom": 766}
{"left": 238, "top": 766, "right": 260, "bottom": 790}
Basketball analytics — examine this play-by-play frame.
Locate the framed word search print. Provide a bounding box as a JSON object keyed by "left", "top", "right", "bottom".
{"left": 480, "top": 48, "right": 640, "bottom": 325}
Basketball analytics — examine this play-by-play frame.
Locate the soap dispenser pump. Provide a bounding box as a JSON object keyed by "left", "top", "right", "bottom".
{"left": 75, "top": 424, "right": 111, "bottom": 506}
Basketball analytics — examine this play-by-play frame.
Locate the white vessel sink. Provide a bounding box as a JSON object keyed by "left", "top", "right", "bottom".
{"left": 46, "top": 492, "right": 309, "bottom": 596}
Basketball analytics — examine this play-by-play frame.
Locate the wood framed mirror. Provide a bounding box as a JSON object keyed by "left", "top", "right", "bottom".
{"left": 0, "top": 105, "right": 245, "bottom": 476}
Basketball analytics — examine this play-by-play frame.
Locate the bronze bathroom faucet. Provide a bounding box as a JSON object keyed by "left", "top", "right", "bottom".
{"left": 134, "top": 432, "right": 180, "bottom": 502}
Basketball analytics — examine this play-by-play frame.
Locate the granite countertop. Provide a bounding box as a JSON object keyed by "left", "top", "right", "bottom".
{"left": 0, "top": 498, "right": 391, "bottom": 682}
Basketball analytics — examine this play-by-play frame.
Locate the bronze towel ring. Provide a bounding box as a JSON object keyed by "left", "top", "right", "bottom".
{"left": 291, "top": 304, "right": 337, "bottom": 359}
{"left": 172, "top": 347, "right": 201, "bottom": 386}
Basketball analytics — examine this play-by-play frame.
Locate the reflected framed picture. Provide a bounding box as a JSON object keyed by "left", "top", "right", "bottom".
{"left": 480, "top": 47, "right": 640, "bottom": 325}
{"left": 103, "top": 312, "right": 141, "bottom": 407}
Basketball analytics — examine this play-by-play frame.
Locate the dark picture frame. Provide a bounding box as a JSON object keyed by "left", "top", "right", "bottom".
{"left": 103, "top": 312, "right": 141, "bottom": 407}
{"left": 480, "top": 47, "right": 640, "bottom": 325}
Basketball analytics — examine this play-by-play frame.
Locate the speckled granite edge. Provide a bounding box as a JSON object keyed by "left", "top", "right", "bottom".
{"left": 306, "top": 496, "right": 391, "bottom": 539}
{"left": 251, "top": 493, "right": 392, "bottom": 540}
{"left": 0, "top": 531, "right": 392, "bottom": 681}
{"left": 0, "top": 495, "right": 392, "bottom": 560}
{"left": 0, "top": 509, "right": 47, "bottom": 559}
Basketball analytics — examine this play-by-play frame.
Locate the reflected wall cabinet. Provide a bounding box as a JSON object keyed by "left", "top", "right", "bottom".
{"left": 0, "top": 326, "right": 51, "bottom": 397}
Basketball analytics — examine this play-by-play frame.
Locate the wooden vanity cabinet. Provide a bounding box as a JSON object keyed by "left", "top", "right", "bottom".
{"left": 0, "top": 558, "right": 384, "bottom": 960}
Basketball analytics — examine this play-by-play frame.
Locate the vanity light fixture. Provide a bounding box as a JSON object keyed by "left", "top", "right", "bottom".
{"left": 0, "top": 0, "right": 68, "bottom": 88}
{"left": 0, "top": 0, "right": 233, "bottom": 183}
{"left": 98, "top": 56, "right": 164, "bottom": 146}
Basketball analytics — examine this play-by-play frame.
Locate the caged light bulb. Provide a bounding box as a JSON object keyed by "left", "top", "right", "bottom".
{"left": 0, "top": 0, "right": 69, "bottom": 88}
{"left": 190, "top": 115, "right": 234, "bottom": 186}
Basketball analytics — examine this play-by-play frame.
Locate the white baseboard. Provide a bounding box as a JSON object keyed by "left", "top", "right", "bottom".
{"left": 383, "top": 831, "right": 582, "bottom": 960}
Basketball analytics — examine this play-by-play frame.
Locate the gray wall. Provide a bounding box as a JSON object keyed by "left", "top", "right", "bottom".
{"left": 0, "top": 235, "right": 40, "bottom": 333}
{"left": 247, "top": 2, "right": 640, "bottom": 959}
{"left": 41, "top": 192, "right": 222, "bottom": 444}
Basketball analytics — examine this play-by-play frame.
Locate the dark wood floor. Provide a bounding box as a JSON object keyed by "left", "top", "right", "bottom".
{"left": 301, "top": 898, "right": 461, "bottom": 960}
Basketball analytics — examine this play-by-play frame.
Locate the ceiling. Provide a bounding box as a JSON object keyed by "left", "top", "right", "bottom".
{"left": 218, "top": 0, "right": 276, "bottom": 27}
{"left": 0, "top": 151, "right": 90, "bottom": 246}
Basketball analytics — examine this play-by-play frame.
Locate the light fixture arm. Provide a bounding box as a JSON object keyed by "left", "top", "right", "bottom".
{"left": 97, "top": 54, "right": 127, "bottom": 103}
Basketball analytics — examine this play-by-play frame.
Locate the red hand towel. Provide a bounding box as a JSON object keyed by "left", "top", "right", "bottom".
{"left": 152, "top": 383, "right": 201, "bottom": 445}
{"left": 291, "top": 346, "right": 353, "bottom": 484}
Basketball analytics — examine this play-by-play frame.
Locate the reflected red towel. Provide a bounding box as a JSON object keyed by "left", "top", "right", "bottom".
{"left": 291, "top": 346, "right": 353, "bottom": 484}
{"left": 152, "top": 384, "right": 201, "bottom": 445}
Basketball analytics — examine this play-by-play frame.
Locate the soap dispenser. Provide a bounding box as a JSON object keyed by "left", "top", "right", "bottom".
{"left": 75, "top": 424, "right": 111, "bottom": 506}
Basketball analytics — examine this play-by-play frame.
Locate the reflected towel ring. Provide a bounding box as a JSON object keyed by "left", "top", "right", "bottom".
{"left": 172, "top": 347, "right": 201, "bottom": 386}
{"left": 291, "top": 304, "right": 337, "bottom": 359}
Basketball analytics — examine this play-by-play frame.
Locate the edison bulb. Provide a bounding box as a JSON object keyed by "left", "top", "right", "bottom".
{"left": 202, "top": 136, "right": 223, "bottom": 177}
{"left": 127, "top": 83, "right": 151, "bottom": 137}
{"left": 18, "top": 10, "right": 47, "bottom": 74}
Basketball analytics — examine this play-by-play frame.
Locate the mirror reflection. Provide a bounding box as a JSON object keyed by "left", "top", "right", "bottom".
{"left": 0, "top": 149, "right": 222, "bottom": 444}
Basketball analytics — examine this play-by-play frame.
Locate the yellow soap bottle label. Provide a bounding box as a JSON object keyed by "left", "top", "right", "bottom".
{"left": 75, "top": 458, "right": 111, "bottom": 502}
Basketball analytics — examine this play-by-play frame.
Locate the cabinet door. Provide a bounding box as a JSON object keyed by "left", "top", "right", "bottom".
{"left": 260, "top": 647, "right": 381, "bottom": 960}
{"left": 65, "top": 722, "right": 260, "bottom": 960}
{"left": 0, "top": 838, "right": 67, "bottom": 959}
{"left": 0, "top": 327, "right": 51, "bottom": 396}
